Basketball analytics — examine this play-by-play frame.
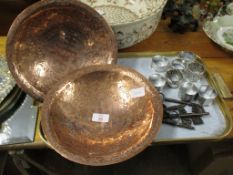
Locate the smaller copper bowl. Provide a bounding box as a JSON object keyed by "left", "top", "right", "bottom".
{"left": 41, "top": 65, "right": 163, "bottom": 166}
{"left": 6, "top": 0, "right": 117, "bottom": 101}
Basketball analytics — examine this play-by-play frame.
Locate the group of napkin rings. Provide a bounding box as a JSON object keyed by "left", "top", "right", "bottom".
{"left": 149, "top": 52, "right": 217, "bottom": 106}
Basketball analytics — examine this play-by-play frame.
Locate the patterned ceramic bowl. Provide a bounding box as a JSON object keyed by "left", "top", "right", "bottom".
{"left": 203, "top": 15, "right": 233, "bottom": 52}
{"left": 81, "top": 0, "right": 167, "bottom": 49}
{"left": 226, "top": 2, "right": 233, "bottom": 15}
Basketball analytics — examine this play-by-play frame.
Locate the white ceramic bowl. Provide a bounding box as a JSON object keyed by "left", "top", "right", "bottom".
{"left": 80, "top": 0, "right": 167, "bottom": 49}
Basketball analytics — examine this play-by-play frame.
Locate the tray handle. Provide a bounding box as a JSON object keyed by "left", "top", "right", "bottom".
{"left": 39, "top": 122, "right": 53, "bottom": 149}
{"left": 210, "top": 72, "right": 233, "bottom": 99}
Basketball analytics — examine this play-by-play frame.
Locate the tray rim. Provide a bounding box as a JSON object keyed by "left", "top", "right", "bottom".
{"left": 118, "top": 51, "right": 233, "bottom": 142}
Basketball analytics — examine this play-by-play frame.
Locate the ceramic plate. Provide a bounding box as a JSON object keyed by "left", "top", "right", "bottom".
{"left": 203, "top": 15, "right": 233, "bottom": 52}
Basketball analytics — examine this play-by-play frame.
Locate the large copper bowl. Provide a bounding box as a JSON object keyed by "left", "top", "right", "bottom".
{"left": 6, "top": 0, "right": 117, "bottom": 101}
{"left": 41, "top": 65, "right": 163, "bottom": 166}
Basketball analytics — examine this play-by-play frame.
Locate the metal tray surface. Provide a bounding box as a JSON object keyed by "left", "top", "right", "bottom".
{"left": 0, "top": 95, "right": 38, "bottom": 145}
{"left": 118, "top": 52, "right": 232, "bottom": 142}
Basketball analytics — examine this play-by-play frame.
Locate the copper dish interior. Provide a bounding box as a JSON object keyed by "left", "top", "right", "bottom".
{"left": 6, "top": 0, "right": 117, "bottom": 101}
{"left": 41, "top": 65, "right": 163, "bottom": 166}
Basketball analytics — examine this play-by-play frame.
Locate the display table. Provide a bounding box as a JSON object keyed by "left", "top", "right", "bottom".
{"left": 0, "top": 20, "right": 233, "bottom": 150}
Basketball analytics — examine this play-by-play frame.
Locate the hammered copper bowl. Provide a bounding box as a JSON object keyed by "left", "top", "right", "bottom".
{"left": 41, "top": 65, "right": 163, "bottom": 166}
{"left": 6, "top": 0, "right": 117, "bottom": 101}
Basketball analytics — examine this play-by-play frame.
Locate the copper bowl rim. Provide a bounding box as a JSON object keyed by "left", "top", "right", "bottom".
{"left": 6, "top": 0, "right": 118, "bottom": 101}
{"left": 41, "top": 64, "right": 163, "bottom": 166}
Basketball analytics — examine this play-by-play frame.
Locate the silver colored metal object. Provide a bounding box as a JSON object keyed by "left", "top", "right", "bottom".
{"left": 149, "top": 74, "right": 166, "bottom": 91}
{"left": 166, "top": 69, "right": 183, "bottom": 88}
{"left": 179, "top": 82, "right": 198, "bottom": 102}
{"left": 151, "top": 55, "right": 170, "bottom": 72}
{"left": 178, "top": 51, "right": 196, "bottom": 65}
{"left": 185, "top": 62, "right": 205, "bottom": 82}
{"left": 198, "top": 85, "right": 218, "bottom": 106}
{"left": 0, "top": 57, "right": 15, "bottom": 104}
{"left": 163, "top": 118, "right": 195, "bottom": 130}
{"left": 171, "top": 58, "right": 186, "bottom": 72}
{"left": 0, "top": 96, "right": 38, "bottom": 145}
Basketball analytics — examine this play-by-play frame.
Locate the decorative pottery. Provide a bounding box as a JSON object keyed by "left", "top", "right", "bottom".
{"left": 81, "top": 0, "right": 168, "bottom": 49}
{"left": 203, "top": 14, "right": 233, "bottom": 52}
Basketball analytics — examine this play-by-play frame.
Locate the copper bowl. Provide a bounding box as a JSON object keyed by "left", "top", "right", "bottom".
{"left": 41, "top": 65, "right": 163, "bottom": 166}
{"left": 6, "top": 0, "right": 117, "bottom": 101}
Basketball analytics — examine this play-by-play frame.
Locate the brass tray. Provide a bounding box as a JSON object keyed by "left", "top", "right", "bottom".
{"left": 6, "top": 0, "right": 117, "bottom": 101}
{"left": 118, "top": 52, "right": 232, "bottom": 142}
{"left": 41, "top": 65, "right": 163, "bottom": 166}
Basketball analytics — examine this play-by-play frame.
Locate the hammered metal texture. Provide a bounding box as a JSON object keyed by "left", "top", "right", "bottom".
{"left": 6, "top": 0, "right": 117, "bottom": 101}
{"left": 41, "top": 65, "right": 163, "bottom": 166}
